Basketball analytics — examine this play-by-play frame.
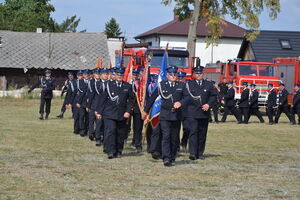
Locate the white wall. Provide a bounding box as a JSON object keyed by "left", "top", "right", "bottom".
{"left": 155, "top": 35, "right": 243, "bottom": 66}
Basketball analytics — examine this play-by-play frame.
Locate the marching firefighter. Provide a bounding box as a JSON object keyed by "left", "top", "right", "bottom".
{"left": 95, "top": 68, "right": 134, "bottom": 159}
{"left": 28, "top": 69, "right": 56, "bottom": 120}
{"left": 274, "top": 83, "right": 294, "bottom": 124}
{"left": 248, "top": 84, "right": 265, "bottom": 123}
{"left": 291, "top": 84, "right": 300, "bottom": 125}
{"left": 144, "top": 66, "right": 188, "bottom": 167}
{"left": 57, "top": 72, "right": 76, "bottom": 118}
{"left": 131, "top": 68, "right": 144, "bottom": 153}
{"left": 239, "top": 82, "right": 250, "bottom": 124}
{"left": 266, "top": 83, "right": 277, "bottom": 125}
{"left": 185, "top": 66, "right": 217, "bottom": 160}
{"left": 221, "top": 81, "right": 242, "bottom": 123}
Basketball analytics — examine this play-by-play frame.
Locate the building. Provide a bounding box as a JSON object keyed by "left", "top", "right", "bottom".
{"left": 0, "top": 30, "right": 110, "bottom": 89}
{"left": 238, "top": 30, "right": 300, "bottom": 62}
{"left": 135, "top": 15, "right": 245, "bottom": 65}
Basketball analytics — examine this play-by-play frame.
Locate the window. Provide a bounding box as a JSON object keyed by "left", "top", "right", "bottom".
{"left": 229, "top": 64, "right": 237, "bottom": 76}
{"left": 258, "top": 66, "right": 276, "bottom": 77}
{"left": 150, "top": 56, "right": 189, "bottom": 68}
{"left": 239, "top": 65, "right": 257, "bottom": 76}
{"left": 280, "top": 39, "right": 292, "bottom": 49}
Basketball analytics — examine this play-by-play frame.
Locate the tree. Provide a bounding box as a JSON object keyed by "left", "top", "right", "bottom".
{"left": 162, "top": 0, "right": 281, "bottom": 57}
{"left": 104, "top": 18, "right": 122, "bottom": 38}
{"left": 0, "top": 0, "right": 84, "bottom": 33}
{"left": 48, "top": 15, "right": 86, "bottom": 33}
{"left": 0, "top": 0, "right": 55, "bottom": 32}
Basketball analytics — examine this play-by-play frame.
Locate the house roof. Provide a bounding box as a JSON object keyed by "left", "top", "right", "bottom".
{"left": 135, "top": 17, "right": 246, "bottom": 39}
{"left": 0, "top": 31, "right": 110, "bottom": 70}
{"left": 238, "top": 30, "right": 300, "bottom": 62}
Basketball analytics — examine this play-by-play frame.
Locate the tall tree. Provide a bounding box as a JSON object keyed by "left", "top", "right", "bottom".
{"left": 0, "top": 0, "right": 85, "bottom": 33}
{"left": 0, "top": 0, "right": 55, "bottom": 32}
{"left": 48, "top": 15, "right": 86, "bottom": 33}
{"left": 104, "top": 18, "right": 122, "bottom": 38}
{"left": 162, "top": 0, "right": 281, "bottom": 57}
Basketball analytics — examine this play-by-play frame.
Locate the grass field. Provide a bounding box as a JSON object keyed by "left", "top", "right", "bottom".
{"left": 0, "top": 98, "right": 299, "bottom": 200}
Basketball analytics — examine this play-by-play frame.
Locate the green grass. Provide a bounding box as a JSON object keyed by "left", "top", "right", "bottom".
{"left": 0, "top": 98, "right": 299, "bottom": 200}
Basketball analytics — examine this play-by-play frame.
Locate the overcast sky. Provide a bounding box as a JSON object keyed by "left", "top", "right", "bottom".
{"left": 2, "top": 0, "right": 300, "bottom": 42}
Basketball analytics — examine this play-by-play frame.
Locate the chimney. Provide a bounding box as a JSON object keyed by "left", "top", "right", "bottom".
{"left": 36, "top": 28, "right": 42, "bottom": 33}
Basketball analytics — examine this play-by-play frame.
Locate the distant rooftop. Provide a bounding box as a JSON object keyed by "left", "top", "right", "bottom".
{"left": 0, "top": 31, "right": 110, "bottom": 70}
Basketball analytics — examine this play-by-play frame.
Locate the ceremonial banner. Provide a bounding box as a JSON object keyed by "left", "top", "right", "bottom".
{"left": 149, "top": 50, "right": 168, "bottom": 127}
{"left": 96, "top": 56, "right": 102, "bottom": 68}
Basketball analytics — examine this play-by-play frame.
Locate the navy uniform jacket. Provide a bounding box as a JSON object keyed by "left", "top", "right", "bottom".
{"left": 278, "top": 88, "right": 289, "bottom": 107}
{"left": 218, "top": 82, "right": 228, "bottom": 96}
{"left": 92, "top": 80, "right": 107, "bottom": 111}
{"left": 239, "top": 88, "right": 250, "bottom": 108}
{"left": 80, "top": 79, "right": 90, "bottom": 108}
{"left": 223, "top": 87, "right": 236, "bottom": 107}
{"left": 65, "top": 79, "right": 77, "bottom": 105}
{"left": 132, "top": 81, "right": 142, "bottom": 115}
{"left": 145, "top": 81, "right": 187, "bottom": 121}
{"left": 267, "top": 89, "right": 277, "bottom": 108}
{"left": 86, "top": 78, "right": 98, "bottom": 110}
{"left": 293, "top": 90, "right": 300, "bottom": 110}
{"left": 29, "top": 77, "right": 56, "bottom": 99}
{"left": 73, "top": 79, "right": 88, "bottom": 106}
{"left": 98, "top": 80, "right": 134, "bottom": 121}
{"left": 249, "top": 89, "right": 259, "bottom": 108}
{"left": 184, "top": 79, "right": 217, "bottom": 119}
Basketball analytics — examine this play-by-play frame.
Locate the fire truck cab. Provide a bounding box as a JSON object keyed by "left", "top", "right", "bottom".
{"left": 204, "top": 60, "right": 281, "bottom": 105}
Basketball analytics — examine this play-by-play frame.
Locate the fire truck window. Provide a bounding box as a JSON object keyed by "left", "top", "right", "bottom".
{"left": 150, "top": 56, "right": 189, "bottom": 68}
{"left": 221, "top": 65, "right": 225, "bottom": 75}
{"left": 229, "top": 65, "right": 237, "bottom": 76}
{"left": 258, "top": 66, "right": 276, "bottom": 77}
{"left": 239, "top": 65, "right": 257, "bottom": 76}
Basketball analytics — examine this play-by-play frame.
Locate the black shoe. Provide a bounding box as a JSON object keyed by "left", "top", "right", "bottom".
{"left": 215, "top": 120, "right": 219, "bottom": 124}
{"left": 269, "top": 122, "right": 273, "bottom": 125}
{"left": 136, "top": 146, "right": 142, "bottom": 153}
{"left": 88, "top": 134, "right": 95, "bottom": 141}
{"left": 115, "top": 152, "right": 122, "bottom": 158}
{"left": 171, "top": 160, "right": 175, "bottom": 166}
{"left": 80, "top": 131, "right": 86, "bottom": 137}
{"left": 163, "top": 159, "right": 171, "bottom": 167}
{"left": 108, "top": 153, "right": 114, "bottom": 159}
{"left": 237, "top": 121, "right": 242, "bottom": 124}
{"left": 56, "top": 113, "right": 64, "bottom": 118}
{"left": 39, "top": 114, "right": 44, "bottom": 120}
{"left": 189, "top": 154, "right": 196, "bottom": 160}
{"left": 73, "top": 131, "right": 79, "bottom": 134}
{"left": 45, "top": 114, "right": 49, "bottom": 120}
{"left": 260, "top": 120, "right": 265, "bottom": 123}
{"left": 198, "top": 155, "right": 205, "bottom": 160}
{"left": 151, "top": 152, "right": 160, "bottom": 160}
{"left": 95, "top": 140, "right": 102, "bottom": 146}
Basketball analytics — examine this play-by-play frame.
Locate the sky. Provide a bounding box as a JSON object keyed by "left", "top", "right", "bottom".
{"left": 2, "top": 0, "right": 300, "bottom": 42}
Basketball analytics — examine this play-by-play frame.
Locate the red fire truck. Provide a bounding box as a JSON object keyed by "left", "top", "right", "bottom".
{"left": 116, "top": 46, "right": 196, "bottom": 79}
{"left": 273, "top": 57, "right": 300, "bottom": 104}
{"left": 204, "top": 60, "right": 282, "bottom": 105}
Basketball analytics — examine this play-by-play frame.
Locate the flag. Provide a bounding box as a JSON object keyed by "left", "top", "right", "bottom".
{"left": 115, "top": 54, "right": 122, "bottom": 69}
{"left": 96, "top": 56, "right": 102, "bottom": 68}
{"left": 136, "top": 65, "right": 151, "bottom": 112}
{"left": 123, "top": 56, "right": 134, "bottom": 83}
{"left": 149, "top": 50, "right": 168, "bottom": 127}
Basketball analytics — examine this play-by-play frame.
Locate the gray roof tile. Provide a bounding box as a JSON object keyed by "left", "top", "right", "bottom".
{"left": 0, "top": 31, "right": 110, "bottom": 70}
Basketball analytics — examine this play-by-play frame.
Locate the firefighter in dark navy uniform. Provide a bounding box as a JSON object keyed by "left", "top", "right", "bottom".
{"left": 57, "top": 72, "right": 76, "bottom": 118}
{"left": 184, "top": 66, "right": 217, "bottom": 160}
{"left": 95, "top": 68, "right": 134, "bottom": 159}
{"left": 221, "top": 81, "right": 242, "bottom": 123}
{"left": 248, "top": 84, "right": 265, "bottom": 123}
{"left": 79, "top": 69, "right": 91, "bottom": 136}
{"left": 131, "top": 68, "right": 144, "bottom": 153}
{"left": 144, "top": 66, "right": 188, "bottom": 167}
{"left": 291, "top": 84, "right": 300, "bottom": 125}
{"left": 266, "top": 83, "right": 277, "bottom": 125}
{"left": 28, "top": 69, "right": 56, "bottom": 120}
{"left": 93, "top": 68, "right": 109, "bottom": 146}
{"left": 239, "top": 82, "right": 250, "bottom": 124}
{"left": 274, "top": 83, "right": 293, "bottom": 124}
{"left": 177, "top": 71, "right": 189, "bottom": 152}
{"left": 86, "top": 69, "right": 101, "bottom": 141}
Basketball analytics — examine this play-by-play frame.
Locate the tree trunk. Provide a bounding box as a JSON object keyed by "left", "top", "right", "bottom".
{"left": 187, "top": 0, "right": 202, "bottom": 59}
